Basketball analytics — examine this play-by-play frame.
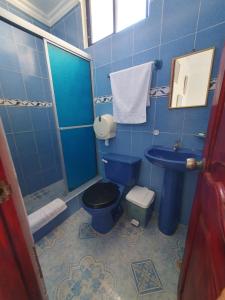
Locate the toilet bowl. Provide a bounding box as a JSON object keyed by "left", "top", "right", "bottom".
{"left": 82, "top": 153, "right": 141, "bottom": 234}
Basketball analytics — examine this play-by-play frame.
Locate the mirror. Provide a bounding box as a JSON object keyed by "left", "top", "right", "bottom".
{"left": 169, "top": 48, "right": 215, "bottom": 108}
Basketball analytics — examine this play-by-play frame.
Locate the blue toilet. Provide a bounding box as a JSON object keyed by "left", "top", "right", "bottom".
{"left": 82, "top": 153, "right": 141, "bottom": 233}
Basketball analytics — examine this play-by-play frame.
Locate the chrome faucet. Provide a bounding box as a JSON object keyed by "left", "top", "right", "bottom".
{"left": 173, "top": 140, "right": 181, "bottom": 151}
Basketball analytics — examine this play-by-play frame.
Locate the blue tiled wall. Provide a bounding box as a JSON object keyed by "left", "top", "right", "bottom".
{"left": 0, "top": 19, "right": 62, "bottom": 196}
{"left": 50, "top": 4, "right": 83, "bottom": 49}
{"left": 87, "top": 0, "right": 225, "bottom": 224}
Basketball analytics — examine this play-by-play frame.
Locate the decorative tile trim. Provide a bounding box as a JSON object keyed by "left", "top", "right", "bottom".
{"left": 94, "top": 78, "right": 217, "bottom": 103}
{"left": 0, "top": 98, "right": 52, "bottom": 108}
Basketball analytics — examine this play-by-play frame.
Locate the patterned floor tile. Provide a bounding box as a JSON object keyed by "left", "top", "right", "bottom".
{"left": 131, "top": 259, "right": 163, "bottom": 295}
{"left": 79, "top": 223, "right": 98, "bottom": 239}
{"left": 56, "top": 256, "right": 115, "bottom": 300}
{"left": 37, "top": 209, "right": 187, "bottom": 300}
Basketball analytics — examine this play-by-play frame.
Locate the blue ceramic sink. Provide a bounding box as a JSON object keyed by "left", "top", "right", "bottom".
{"left": 144, "top": 145, "right": 202, "bottom": 236}
{"left": 144, "top": 146, "right": 202, "bottom": 172}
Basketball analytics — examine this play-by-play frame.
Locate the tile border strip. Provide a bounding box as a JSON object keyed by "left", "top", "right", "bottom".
{"left": 94, "top": 78, "right": 217, "bottom": 104}
{"left": 0, "top": 79, "right": 216, "bottom": 106}
{"left": 0, "top": 98, "right": 52, "bottom": 108}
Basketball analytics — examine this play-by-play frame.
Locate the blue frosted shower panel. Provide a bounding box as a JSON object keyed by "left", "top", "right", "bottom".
{"left": 47, "top": 44, "right": 94, "bottom": 127}
{"left": 60, "top": 127, "right": 97, "bottom": 191}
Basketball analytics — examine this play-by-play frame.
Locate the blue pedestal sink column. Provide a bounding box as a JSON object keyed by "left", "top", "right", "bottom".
{"left": 159, "top": 169, "right": 184, "bottom": 235}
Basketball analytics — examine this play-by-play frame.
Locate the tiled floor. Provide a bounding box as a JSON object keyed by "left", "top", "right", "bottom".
{"left": 36, "top": 208, "right": 186, "bottom": 300}
{"left": 24, "top": 180, "right": 66, "bottom": 214}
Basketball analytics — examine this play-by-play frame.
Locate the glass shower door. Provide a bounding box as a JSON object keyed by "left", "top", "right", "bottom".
{"left": 46, "top": 42, "right": 97, "bottom": 191}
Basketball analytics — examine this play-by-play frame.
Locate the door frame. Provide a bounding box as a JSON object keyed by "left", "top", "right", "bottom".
{"left": 0, "top": 119, "right": 47, "bottom": 300}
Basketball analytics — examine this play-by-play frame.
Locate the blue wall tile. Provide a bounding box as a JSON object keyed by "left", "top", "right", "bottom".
{"left": 0, "top": 106, "right": 12, "bottom": 133}
{"left": 50, "top": 4, "right": 83, "bottom": 49}
{"left": 0, "top": 20, "right": 13, "bottom": 39}
{"left": 35, "top": 130, "right": 53, "bottom": 155}
{"left": 24, "top": 75, "right": 45, "bottom": 100}
{"left": 20, "top": 153, "right": 40, "bottom": 175}
{"left": 30, "top": 107, "right": 50, "bottom": 131}
{"left": 7, "top": 107, "right": 33, "bottom": 132}
{"left": 12, "top": 26, "right": 36, "bottom": 49}
{"left": 92, "top": 37, "right": 111, "bottom": 68}
{"left": 133, "top": 0, "right": 162, "bottom": 53}
{"left": 17, "top": 45, "right": 41, "bottom": 77}
{"left": 95, "top": 64, "right": 111, "bottom": 96}
{"left": 162, "top": 0, "right": 200, "bottom": 43}
{"left": 155, "top": 97, "right": 185, "bottom": 134}
{"left": 95, "top": 103, "right": 113, "bottom": 116}
{"left": 157, "top": 35, "right": 195, "bottom": 86}
{"left": 0, "top": 36, "right": 20, "bottom": 72}
{"left": 0, "top": 69, "right": 27, "bottom": 100}
{"left": 0, "top": 5, "right": 62, "bottom": 197}
{"left": 51, "top": 19, "right": 66, "bottom": 40}
{"left": 198, "top": 0, "right": 225, "bottom": 30}
{"left": 112, "top": 28, "right": 133, "bottom": 62}
{"left": 195, "top": 23, "right": 225, "bottom": 78}
{"left": 15, "top": 132, "right": 37, "bottom": 156}
{"left": 133, "top": 47, "right": 159, "bottom": 87}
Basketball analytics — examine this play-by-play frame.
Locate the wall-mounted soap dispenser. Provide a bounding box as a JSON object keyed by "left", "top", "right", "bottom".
{"left": 93, "top": 114, "right": 116, "bottom": 146}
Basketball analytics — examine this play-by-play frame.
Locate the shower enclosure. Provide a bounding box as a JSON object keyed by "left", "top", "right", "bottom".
{"left": 0, "top": 8, "right": 98, "bottom": 216}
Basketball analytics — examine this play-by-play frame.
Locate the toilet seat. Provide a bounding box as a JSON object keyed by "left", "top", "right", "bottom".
{"left": 83, "top": 182, "right": 120, "bottom": 209}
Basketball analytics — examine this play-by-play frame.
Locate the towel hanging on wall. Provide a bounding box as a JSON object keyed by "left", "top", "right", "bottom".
{"left": 110, "top": 61, "right": 154, "bottom": 124}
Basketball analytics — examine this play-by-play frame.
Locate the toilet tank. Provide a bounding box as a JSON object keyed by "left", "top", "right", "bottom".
{"left": 102, "top": 153, "right": 141, "bottom": 186}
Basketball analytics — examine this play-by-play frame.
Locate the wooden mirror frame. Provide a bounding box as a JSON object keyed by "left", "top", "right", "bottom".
{"left": 169, "top": 47, "right": 215, "bottom": 109}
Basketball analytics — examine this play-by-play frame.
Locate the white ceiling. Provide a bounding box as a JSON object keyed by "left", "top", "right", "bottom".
{"left": 7, "top": 0, "right": 80, "bottom": 26}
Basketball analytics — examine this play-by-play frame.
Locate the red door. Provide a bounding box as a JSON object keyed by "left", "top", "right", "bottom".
{"left": 178, "top": 44, "right": 225, "bottom": 300}
{"left": 0, "top": 121, "right": 47, "bottom": 300}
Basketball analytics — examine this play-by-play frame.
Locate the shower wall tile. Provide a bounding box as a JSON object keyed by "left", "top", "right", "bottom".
{"left": 50, "top": 4, "right": 83, "bottom": 49}
{"left": 17, "top": 45, "right": 42, "bottom": 76}
{"left": 24, "top": 75, "right": 45, "bottom": 100}
{"left": 88, "top": 0, "right": 224, "bottom": 225}
{"left": 0, "top": 36, "right": 20, "bottom": 72}
{"left": 7, "top": 107, "right": 33, "bottom": 132}
{"left": 0, "top": 106, "right": 11, "bottom": 133}
{"left": 12, "top": 26, "right": 37, "bottom": 49}
{"left": 0, "top": 17, "right": 62, "bottom": 196}
{"left": 0, "top": 69, "right": 27, "bottom": 100}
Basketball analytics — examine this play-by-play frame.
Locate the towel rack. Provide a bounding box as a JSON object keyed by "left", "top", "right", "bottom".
{"left": 107, "top": 59, "right": 162, "bottom": 78}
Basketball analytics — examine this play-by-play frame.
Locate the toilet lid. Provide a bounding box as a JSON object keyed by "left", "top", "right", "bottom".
{"left": 82, "top": 182, "right": 120, "bottom": 209}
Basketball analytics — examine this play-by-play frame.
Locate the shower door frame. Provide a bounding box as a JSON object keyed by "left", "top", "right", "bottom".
{"left": 44, "top": 39, "right": 98, "bottom": 194}
{"left": 0, "top": 6, "right": 100, "bottom": 197}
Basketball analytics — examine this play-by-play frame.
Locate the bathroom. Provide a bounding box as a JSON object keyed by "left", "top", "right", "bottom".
{"left": 0, "top": 0, "right": 225, "bottom": 299}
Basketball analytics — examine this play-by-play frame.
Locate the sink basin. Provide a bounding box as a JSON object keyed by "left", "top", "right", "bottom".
{"left": 144, "top": 145, "right": 202, "bottom": 236}
{"left": 145, "top": 146, "right": 202, "bottom": 172}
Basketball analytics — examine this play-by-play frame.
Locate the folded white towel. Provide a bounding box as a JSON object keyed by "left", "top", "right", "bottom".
{"left": 110, "top": 62, "right": 154, "bottom": 124}
{"left": 28, "top": 198, "right": 67, "bottom": 233}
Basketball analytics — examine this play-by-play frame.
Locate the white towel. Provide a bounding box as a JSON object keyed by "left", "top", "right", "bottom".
{"left": 28, "top": 198, "right": 67, "bottom": 233}
{"left": 110, "top": 62, "right": 153, "bottom": 124}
